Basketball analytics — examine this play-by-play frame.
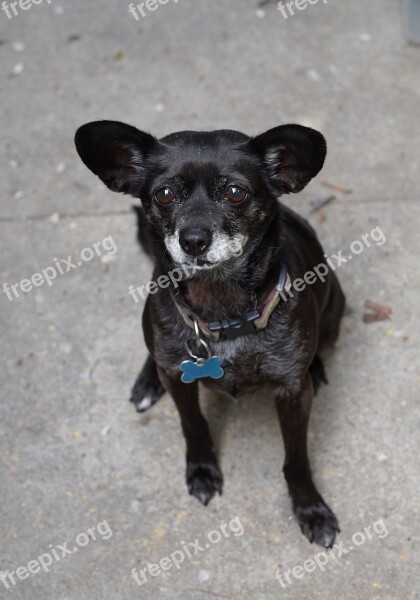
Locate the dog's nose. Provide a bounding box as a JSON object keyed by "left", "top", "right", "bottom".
{"left": 179, "top": 226, "right": 212, "bottom": 257}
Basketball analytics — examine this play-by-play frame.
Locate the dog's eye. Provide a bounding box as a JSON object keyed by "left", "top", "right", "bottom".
{"left": 224, "top": 186, "right": 247, "bottom": 203}
{"left": 155, "top": 187, "right": 176, "bottom": 204}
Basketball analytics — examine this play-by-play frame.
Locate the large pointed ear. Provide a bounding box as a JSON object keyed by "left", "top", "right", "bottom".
{"left": 74, "top": 120, "right": 158, "bottom": 196}
{"left": 252, "top": 124, "right": 327, "bottom": 194}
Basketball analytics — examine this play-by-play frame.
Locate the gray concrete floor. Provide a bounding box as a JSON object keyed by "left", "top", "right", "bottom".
{"left": 1, "top": 1, "right": 419, "bottom": 598}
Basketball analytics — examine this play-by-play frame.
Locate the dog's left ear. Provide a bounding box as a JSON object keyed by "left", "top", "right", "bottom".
{"left": 252, "top": 124, "right": 327, "bottom": 194}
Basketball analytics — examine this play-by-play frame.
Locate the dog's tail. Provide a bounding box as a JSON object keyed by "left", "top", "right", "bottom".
{"left": 132, "top": 205, "right": 155, "bottom": 260}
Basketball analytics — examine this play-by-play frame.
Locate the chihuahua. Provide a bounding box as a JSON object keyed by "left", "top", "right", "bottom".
{"left": 75, "top": 121, "right": 345, "bottom": 548}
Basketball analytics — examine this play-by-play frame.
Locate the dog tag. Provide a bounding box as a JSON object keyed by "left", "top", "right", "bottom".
{"left": 180, "top": 356, "right": 224, "bottom": 384}
{"left": 180, "top": 329, "right": 224, "bottom": 383}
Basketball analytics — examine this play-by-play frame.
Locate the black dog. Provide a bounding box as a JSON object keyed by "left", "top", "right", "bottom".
{"left": 75, "top": 121, "right": 345, "bottom": 548}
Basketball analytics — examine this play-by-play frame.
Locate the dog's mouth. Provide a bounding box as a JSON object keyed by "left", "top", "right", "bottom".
{"left": 164, "top": 232, "right": 248, "bottom": 273}
{"left": 168, "top": 255, "right": 231, "bottom": 278}
{"left": 186, "top": 257, "right": 219, "bottom": 268}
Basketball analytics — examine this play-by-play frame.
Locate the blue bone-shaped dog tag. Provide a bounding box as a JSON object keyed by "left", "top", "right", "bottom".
{"left": 180, "top": 356, "right": 224, "bottom": 384}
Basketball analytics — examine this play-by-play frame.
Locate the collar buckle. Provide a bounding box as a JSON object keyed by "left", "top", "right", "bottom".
{"left": 208, "top": 309, "right": 261, "bottom": 341}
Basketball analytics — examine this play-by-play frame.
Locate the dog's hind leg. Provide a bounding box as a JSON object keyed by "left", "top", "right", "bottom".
{"left": 130, "top": 354, "right": 165, "bottom": 412}
{"left": 319, "top": 272, "right": 345, "bottom": 348}
{"left": 309, "top": 354, "right": 328, "bottom": 395}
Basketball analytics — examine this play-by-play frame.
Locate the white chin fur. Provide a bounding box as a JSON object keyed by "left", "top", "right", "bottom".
{"left": 164, "top": 231, "right": 247, "bottom": 269}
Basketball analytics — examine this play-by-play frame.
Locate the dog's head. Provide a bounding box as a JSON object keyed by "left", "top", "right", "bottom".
{"left": 75, "top": 121, "right": 326, "bottom": 271}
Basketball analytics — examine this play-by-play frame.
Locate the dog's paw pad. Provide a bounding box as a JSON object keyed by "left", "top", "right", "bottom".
{"left": 187, "top": 463, "right": 223, "bottom": 506}
{"left": 295, "top": 501, "right": 339, "bottom": 548}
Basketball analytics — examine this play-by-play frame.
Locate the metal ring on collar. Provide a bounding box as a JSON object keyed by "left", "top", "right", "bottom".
{"left": 193, "top": 319, "right": 202, "bottom": 349}
{"left": 185, "top": 337, "right": 212, "bottom": 363}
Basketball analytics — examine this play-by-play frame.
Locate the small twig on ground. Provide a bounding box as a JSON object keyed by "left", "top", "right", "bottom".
{"left": 321, "top": 180, "right": 353, "bottom": 194}
{"left": 363, "top": 299, "right": 392, "bottom": 323}
{"left": 258, "top": 0, "right": 278, "bottom": 6}
{"left": 189, "top": 589, "right": 232, "bottom": 599}
{"left": 309, "top": 195, "right": 336, "bottom": 214}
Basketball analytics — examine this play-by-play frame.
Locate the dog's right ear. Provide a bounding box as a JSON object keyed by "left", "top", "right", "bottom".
{"left": 74, "top": 120, "right": 157, "bottom": 196}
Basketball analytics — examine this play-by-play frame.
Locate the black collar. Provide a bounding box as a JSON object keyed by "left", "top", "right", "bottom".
{"left": 172, "top": 263, "right": 291, "bottom": 341}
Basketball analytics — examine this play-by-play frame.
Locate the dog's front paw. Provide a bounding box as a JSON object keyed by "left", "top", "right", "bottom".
{"left": 295, "top": 501, "right": 339, "bottom": 548}
{"left": 187, "top": 462, "right": 223, "bottom": 506}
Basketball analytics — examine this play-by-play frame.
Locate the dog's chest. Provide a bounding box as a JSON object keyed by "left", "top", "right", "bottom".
{"left": 203, "top": 335, "right": 286, "bottom": 396}
{"left": 158, "top": 322, "right": 302, "bottom": 397}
